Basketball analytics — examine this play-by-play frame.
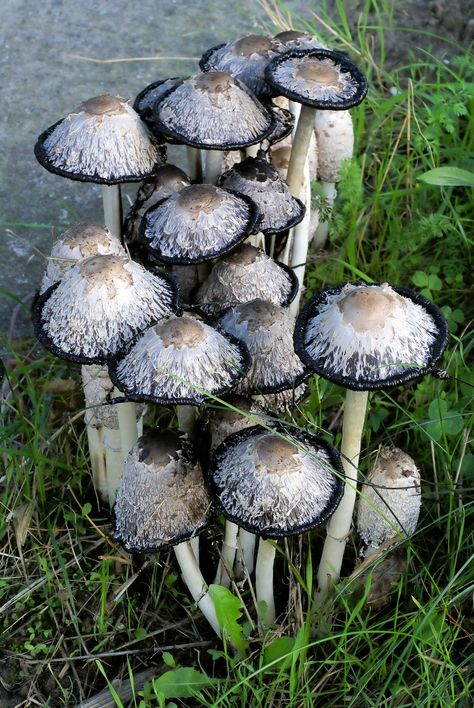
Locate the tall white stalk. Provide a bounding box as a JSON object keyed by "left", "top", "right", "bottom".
{"left": 116, "top": 397, "right": 139, "bottom": 460}
{"left": 204, "top": 151, "right": 223, "bottom": 185}
{"left": 214, "top": 521, "right": 238, "bottom": 588}
{"left": 316, "top": 389, "right": 368, "bottom": 601}
{"left": 289, "top": 157, "right": 312, "bottom": 316}
{"left": 174, "top": 541, "right": 221, "bottom": 636}
{"left": 256, "top": 538, "right": 276, "bottom": 627}
{"left": 234, "top": 529, "right": 256, "bottom": 578}
{"left": 312, "top": 181, "right": 337, "bottom": 250}
{"left": 186, "top": 146, "right": 202, "bottom": 182}
{"left": 102, "top": 184, "right": 122, "bottom": 240}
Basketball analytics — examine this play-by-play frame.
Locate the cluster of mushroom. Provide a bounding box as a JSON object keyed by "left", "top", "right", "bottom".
{"left": 32, "top": 27, "right": 449, "bottom": 636}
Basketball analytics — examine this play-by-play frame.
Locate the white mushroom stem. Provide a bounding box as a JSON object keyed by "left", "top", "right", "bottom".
{"left": 176, "top": 405, "right": 197, "bottom": 440}
{"left": 204, "top": 150, "right": 224, "bottom": 185}
{"left": 286, "top": 104, "right": 315, "bottom": 198}
{"left": 316, "top": 389, "right": 369, "bottom": 601}
{"left": 186, "top": 146, "right": 203, "bottom": 182}
{"left": 289, "top": 157, "right": 312, "bottom": 316}
{"left": 85, "top": 425, "right": 108, "bottom": 503}
{"left": 102, "top": 184, "right": 122, "bottom": 241}
{"left": 245, "top": 144, "right": 260, "bottom": 158}
{"left": 116, "top": 396, "right": 139, "bottom": 460}
{"left": 234, "top": 529, "right": 256, "bottom": 578}
{"left": 214, "top": 521, "right": 239, "bottom": 588}
{"left": 174, "top": 541, "right": 221, "bottom": 637}
{"left": 312, "top": 181, "right": 337, "bottom": 250}
{"left": 105, "top": 415, "right": 144, "bottom": 506}
{"left": 256, "top": 538, "right": 276, "bottom": 627}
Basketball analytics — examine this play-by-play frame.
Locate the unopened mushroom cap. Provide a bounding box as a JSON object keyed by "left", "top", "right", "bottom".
{"left": 114, "top": 430, "right": 212, "bottom": 553}
{"left": 199, "top": 34, "right": 284, "bottom": 98}
{"left": 266, "top": 49, "right": 368, "bottom": 110}
{"left": 356, "top": 447, "right": 421, "bottom": 554}
{"left": 40, "top": 224, "right": 125, "bottom": 293}
{"left": 216, "top": 299, "right": 309, "bottom": 395}
{"left": 294, "top": 282, "right": 448, "bottom": 390}
{"left": 124, "top": 164, "right": 191, "bottom": 244}
{"left": 314, "top": 109, "right": 354, "bottom": 183}
{"left": 154, "top": 71, "right": 274, "bottom": 149}
{"left": 140, "top": 184, "right": 259, "bottom": 264}
{"left": 32, "top": 254, "right": 179, "bottom": 364}
{"left": 195, "top": 243, "right": 298, "bottom": 316}
{"left": 109, "top": 314, "right": 250, "bottom": 405}
{"left": 204, "top": 395, "right": 270, "bottom": 454}
{"left": 218, "top": 156, "right": 305, "bottom": 234}
{"left": 208, "top": 424, "right": 344, "bottom": 537}
{"left": 35, "top": 94, "right": 166, "bottom": 183}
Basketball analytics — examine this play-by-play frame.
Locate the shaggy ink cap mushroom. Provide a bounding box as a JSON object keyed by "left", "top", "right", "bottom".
{"left": 208, "top": 424, "right": 344, "bottom": 538}
{"left": 113, "top": 429, "right": 212, "bottom": 553}
{"left": 294, "top": 282, "right": 449, "bottom": 391}
{"left": 154, "top": 71, "right": 274, "bottom": 150}
{"left": 195, "top": 243, "right": 298, "bottom": 316}
{"left": 124, "top": 164, "right": 191, "bottom": 244}
{"left": 40, "top": 224, "right": 126, "bottom": 293}
{"left": 32, "top": 254, "right": 179, "bottom": 364}
{"left": 139, "top": 183, "right": 260, "bottom": 264}
{"left": 356, "top": 447, "right": 421, "bottom": 555}
{"left": 199, "top": 35, "right": 284, "bottom": 99}
{"left": 274, "top": 30, "right": 325, "bottom": 52}
{"left": 109, "top": 313, "right": 251, "bottom": 406}
{"left": 260, "top": 102, "right": 294, "bottom": 147}
{"left": 133, "top": 77, "right": 185, "bottom": 128}
{"left": 218, "top": 155, "right": 305, "bottom": 234}
{"left": 265, "top": 49, "right": 368, "bottom": 111}
{"left": 216, "top": 299, "right": 310, "bottom": 396}
{"left": 203, "top": 395, "right": 270, "bottom": 455}
{"left": 35, "top": 94, "right": 166, "bottom": 184}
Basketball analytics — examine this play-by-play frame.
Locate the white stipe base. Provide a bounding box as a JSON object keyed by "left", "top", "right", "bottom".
{"left": 214, "top": 520, "right": 238, "bottom": 588}
{"left": 102, "top": 184, "right": 122, "bottom": 241}
{"left": 256, "top": 537, "right": 276, "bottom": 628}
{"left": 174, "top": 541, "right": 221, "bottom": 637}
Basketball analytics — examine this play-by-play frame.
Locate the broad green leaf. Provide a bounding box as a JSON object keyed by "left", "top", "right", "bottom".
{"left": 152, "top": 667, "right": 212, "bottom": 699}
{"left": 427, "top": 274, "right": 443, "bottom": 291}
{"left": 162, "top": 651, "right": 176, "bottom": 668}
{"left": 208, "top": 584, "right": 249, "bottom": 657}
{"left": 262, "top": 636, "right": 295, "bottom": 670}
{"left": 418, "top": 166, "right": 474, "bottom": 187}
{"left": 412, "top": 270, "right": 428, "bottom": 288}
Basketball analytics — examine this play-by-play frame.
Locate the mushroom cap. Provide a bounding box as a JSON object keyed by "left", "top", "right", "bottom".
{"left": 274, "top": 30, "right": 326, "bottom": 52}
{"left": 218, "top": 155, "right": 305, "bottom": 234}
{"left": 252, "top": 382, "right": 309, "bottom": 414}
{"left": 314, "top": 109, "right": 354, "bottom": 183}
{"left": 32, "top": 254, "right": 179, "bottom": 364}
{"left": 265, "top": 49, "right": 368, "bottom": 110}
{"left": 195, "top": 243, "right": 298, "bottom": 316}
{"left": 208, "top": 424, "right": 344, "bottom": 538}
{"left": 82, "top": 363, "right": 146, "bottom": 429}
{"left": 294, "top": 283, "right": 448, "bottom": 391}
{"left": 113, "top": 430, "right": 212, "bottom": 553}
{"left": 356, "top": 447, "right": 421, "bottom": 554}
{"left": 35, "top": 94, "right": 166, "bottom": 184}
{"left": 260, "top": 102, "right": 294, "bottom": 146}
{"left": 140, "top": 183, "right": 259, "bottom": 264}
{"left": 154, "top": 71, "right": 274, "bottom": 150}
{"left": 40, "top": 224, "right": 125, "bottom": 293}
{"left": 109, "top": 314, "right": 250, "bottom": 406}
{"left": 124, "top": 164, "right": 191, "bottom": 244}
{"left": 216, "top": 299, "right": 309, "bottom": 395}
{"left": 199, "top": 34, "right": 284, "bottom": 99}
{"left": 133, "top": 77, "right": 185, "bottom": 128}
{"left": 203, "top": 395, "right": 270, "bottom": 455}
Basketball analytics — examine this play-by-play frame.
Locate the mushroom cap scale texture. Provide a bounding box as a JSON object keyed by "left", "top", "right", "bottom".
{"left": 208, "top": 425, "right": 344, "bottom": 538}
{"left": 294, "top": 283, "right": 448, "bottom": 391}
{"left": 40, "top": 223, "right": 125, "bottom": 294}
{"left": 109, "top": 314, "right": 250, "bottom": 405}
{"left": 81, "top": 364, "right": 146, "bottom": 430}
{"left": 113, "top": 430, "right": 212, "bottom": 553}
{"left": 216, "top": 299, "right": 309, "bottom": 395}
{"left": 218, "top": 156, "right": 305, "bottom": 234}
{"left": 35, "top": 95, "right": 165, "bottom": 183}
{"left": 33, "top": 255, "right": 179, "bottom": 364}
{"left": 274, "top": 30, "right": 326, "bottom": 52}
{"left": 356, "top": 447, "right": 421, "bottom": 554}
{"left": 266, "top": 49, "right": 368, "bottom": 110}
{"left": 140, "top": 184, "right": 259, "bottom": 264}
{"left": 154, "top": 71, "right": 274, "bottom": 150}
{"left": 133, "top": 77, "right": 185, "bottom": 126}
{"left": 195, "top": 244, "right": 298, "bottom": 316}
{"left": 314, "top": 109, "right": 354, "bottom": 183}
{"left": 199, "top": 35, "right": 284, "bottom": 99}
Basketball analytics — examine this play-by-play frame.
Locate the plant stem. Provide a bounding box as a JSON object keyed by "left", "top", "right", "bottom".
{"left": 234, "top": 529, "right": 256, "bottom": 578}
{"left": 286, "top": 104, "right": 315, "bottom": 198}
{"left": 316, "top": 389, "right": 368, "bottom": 601}
{"left": 289, "top": 157, "right": 312, "bottom": 316}
{"left": 174, "top": 541, "right": 221, "bottom": 636}
{"left": 102, "top": 184, "right": 122, "bottom": 241}
{"left": 214, "top": 521, "right": 238, "bottom": 588}
{"left": 176, "top": 405, "right": 196, "bottom": 440}
{"left": 85, "top": 425, "right": 108, "bottom": 503}
{"left": 312, "top": 181, "right": 337, "bottom": 250}
{"left": 204, "top": 150, "right": 223, "bottom": 184}
{"left": 256, "top": 538, "right": 276, "bottom": 627}
{"left": 186, "top": 146, "right": 202, "bottom": 182}
{"left": 116, "top": 396, "right": 139, "bottom": 460}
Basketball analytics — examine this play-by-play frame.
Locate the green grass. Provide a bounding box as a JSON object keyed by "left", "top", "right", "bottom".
{"left": 1, "top": 1, "right": 473, "bottom": 705}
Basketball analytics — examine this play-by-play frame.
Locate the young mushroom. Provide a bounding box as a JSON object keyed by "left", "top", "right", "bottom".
{"left": 208, "top": 424, "right": 344, "bottom": 626}
{"left": 293, "top": 282, "right": 448, "bottom": 601}
{"left": 114, "top": 429, "right": 220, "bottom": 636}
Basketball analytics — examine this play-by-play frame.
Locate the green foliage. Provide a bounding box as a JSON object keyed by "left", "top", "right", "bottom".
{"left": 419, "top": 166, "right": 474, "bottom": 187}
{"left": 208, "top": 584, "right": 250, "bottom": 657}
